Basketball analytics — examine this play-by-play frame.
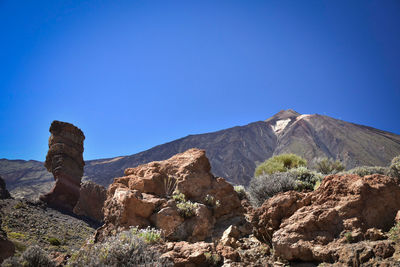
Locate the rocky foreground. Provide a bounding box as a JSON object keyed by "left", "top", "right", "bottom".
{"left": 1, "top": 149, "right": 400, "bottom": 266}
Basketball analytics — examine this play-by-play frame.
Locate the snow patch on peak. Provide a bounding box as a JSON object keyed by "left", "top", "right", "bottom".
{"left": 271, "top": 118, "right": 291, "bottom": 134}
{"left": 296, "top": 114, "right": 311, "bottom": 121}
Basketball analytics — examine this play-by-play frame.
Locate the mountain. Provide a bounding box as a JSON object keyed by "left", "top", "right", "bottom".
{"left": 2, "top": 109, "right": 400, "bottom": 199}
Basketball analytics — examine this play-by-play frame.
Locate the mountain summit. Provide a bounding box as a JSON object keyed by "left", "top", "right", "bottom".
{"left": 1, "top": 110, "right": 400, "bottom": 197}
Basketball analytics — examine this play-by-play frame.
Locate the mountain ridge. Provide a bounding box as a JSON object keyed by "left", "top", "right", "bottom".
{"left": 2, "top": 110, "right": 400, "bottom": 199}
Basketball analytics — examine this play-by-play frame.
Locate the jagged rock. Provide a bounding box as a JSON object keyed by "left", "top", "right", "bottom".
{"left": 40, "top": 121, "right": 85, "bottom": 212}
{"left": 96, "top": 148, "right": 244, "bottom": 242}
{"left": 0, "top": 217, "right": 15, "bottom": 263}
{"left": 251, "top": 190, "right": 312, "bottom": 244}
{"left": 0, "top": 176, "right": 11, "bottom": 199}
{"left": 253, "top": 174, "right": 400, "bottom": 262}
{"left": 73, "top": 181, "right": 106, "bottom": 222}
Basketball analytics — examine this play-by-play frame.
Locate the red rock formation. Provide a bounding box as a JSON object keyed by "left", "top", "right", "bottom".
{"left": 97, "top": 148, "right": 244, "bottom": 242}
{"left": 73, "top": 181, "right": 106, "bottom": 222}
{"left": 40, "top": 121, "right": 85, "bottom": 211}
{"left": 252, "top": 174, "right": 400, "bottom": 264}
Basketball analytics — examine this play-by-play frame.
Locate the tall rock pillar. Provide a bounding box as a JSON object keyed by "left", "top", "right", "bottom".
{"left": 40, "top": 120, "right": 85, "bottom": 211}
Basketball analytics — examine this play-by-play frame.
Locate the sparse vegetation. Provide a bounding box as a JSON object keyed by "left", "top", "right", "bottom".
{"left": 48, "top": 237, "right": 61, "bottom": 246}
{"left": 176, "top": 200, "right": 198, "bottom": 218}
{"left": 172, "top": 190, "right": 186, "bottom": 203}
{"left": 66, "top": 227, "right": 171, "bottom": 267}
{"left": 344, "top": 232, "right": 354, "bottom": 243}
{"left": 389, "top": 155, "right": 400, "bottom": 179}
{"left": 8, "top": 232, "right": 27, "bottom": 240}
{"left": 13, "top": 202, "right": 25, "bottom": 209}
{"left": 388, "top": 221, "right": 400, "bottom": 242}
{"left": 289, "top": 167, "right": 324, "bottom": 191}
{"left": 2, "top": 245, "right": 55, "bottom": 267}
{"left": 204, "top": 252, "right": 221, "bottom": 266}
{"left": 254, "top": 154, "right": 307, "bottom": 177}
{"left": 347, "top": 166, "right": 388, "bottom": 177}
{"left": 203, "top": 194, "right": 220, "bottom": 208}
{"left": 163, "top": 176, "right": 177, "bottom": 197}
{"left": 248, "top": 172, "right": 296, "bottom": 206}
{"left": 314, "top": 157, "right": 345, "bottom": 174}
{"left": 234, "top": 185, "right": 247, "bottom": 200}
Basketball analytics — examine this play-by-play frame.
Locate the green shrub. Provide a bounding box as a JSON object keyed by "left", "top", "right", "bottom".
{"left": 204, "top": 252, "right": 221, "bottom": 266}
{"left": 248, "top": 172, "right": 296, "bottom": 206}
{"left": 48, "top": 237, "right": 61, "bottom": 246}
{"left": 1, "top": 245, "right": 55, "bottom": 267}
{"left": 289, "top": 167, "right": 324, "bottom": 191}
{"left": 176, "top": 201, "right": 198, "bottom": 218}
{"left": 203, "top": 194, "right": 220, "bottom": 208}
{"left": 314, "top": 157, "right": 345, "bottom": 174}
{"left": 344, "top": 232, "right": 354, "bottom": 243}
{"left": 347, "top": 166, "right": 388, "bottom": 177}
{"left": 389, "top": 155, "right": 400, "bottom": 179}
{"left": 254, "top": 154, "right": 307, "bottom": 177}
{"left": 128, "top": 227, "right": 162, "bottom": 244}
{"left": 67, "top": 227, "right": 172, "bottom": 267}
{"left": 234, "top": 185, "right": 247, "bottom": 200}
{"left": 172, "top": 190, "right": 186, "bottom": 203}
{"left": 8, "top": 232, "right": 26, "bottom": 240}
{"left": 13, "top": 202, "right": 25, "bottom": 209}
{"left": 389, "top": 222, "right": 400, "bottom": 242}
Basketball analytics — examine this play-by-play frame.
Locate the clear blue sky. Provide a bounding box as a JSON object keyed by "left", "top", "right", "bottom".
{"left": 1, "top": 0, "right": 399, "bottom": 161}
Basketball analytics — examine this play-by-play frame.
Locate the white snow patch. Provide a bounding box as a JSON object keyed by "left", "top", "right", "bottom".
{"left": 296, "top": 114, "right": 311, "bottom": 121}
{"left": 271, "top": 118, "right": 291, "bottom": 133}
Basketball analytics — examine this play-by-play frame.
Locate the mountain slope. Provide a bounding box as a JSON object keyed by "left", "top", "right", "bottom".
{"left": 2, "top": 110, "right": 400, "bottom": 198}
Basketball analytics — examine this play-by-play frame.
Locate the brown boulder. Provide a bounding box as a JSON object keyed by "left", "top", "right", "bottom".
{"left": 160, "top": 241, "right": 216, "bottom": 267}
{"left": 253, "top": 174, "right": 400, "bottom": 262}
{"left": 97, "top": 148, "right": 244, "bottom": 242}
{"left": 73, "top": 181, "right": 106, "bottom": 222}
{"left": 40, "top": 121, "right": 85, "bottom": 211}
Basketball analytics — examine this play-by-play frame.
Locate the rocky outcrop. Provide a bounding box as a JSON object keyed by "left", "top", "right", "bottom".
{"left": 0, "top": 176, "right": 11, "bottom": 199}
{"left": 73, "top": 181, "right": 106, "bottom": 222}
{"left": 40, "top": 121, "right": 85, "bottom": 211}
{"left": 253, "top": 174, "right": 400, "bottom": 263}
{"left": 96, "top": 148, "right": 244, "bottom": 242}
{"left": 0, "top": 217, "right": 15, "bottom": 263}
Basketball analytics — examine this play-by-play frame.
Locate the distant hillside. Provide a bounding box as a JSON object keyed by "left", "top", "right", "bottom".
{"left": 2, "top": 109, "right": 400, "bottom": 199}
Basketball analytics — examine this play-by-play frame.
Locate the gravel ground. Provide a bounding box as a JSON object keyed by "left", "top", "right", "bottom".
{"left": 0, "top": 198, "right": 97, "bottom": 257}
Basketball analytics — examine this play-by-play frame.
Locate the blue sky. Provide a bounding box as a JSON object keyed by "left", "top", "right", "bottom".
{"left": 1, "top": 0, "right": 399, "bottom": 161}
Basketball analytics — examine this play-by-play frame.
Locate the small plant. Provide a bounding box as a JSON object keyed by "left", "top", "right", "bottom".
{"left": 163, "top": 176, "right": 177, "bottom": 197}
{"left": 254, "top": 154, "right": 307, "bottom": 177}
{"left": 176, "top": 201, "right": 198, "bottom": 218}
{"left": 248, "top": 172, "right": 296, "bottom": 206}
{"left": 289, "top": 167, "right": 323, "bottom": 191}
{"left": 203, "top": 194, "right": 220, "bottom": 208}
{"left": 172, "top": 190, "right": 186, "bottom": 203}
{"left": 234, "top": 185, "right": 247, "bottom": 200}
{"left": 347, "top": 166, "right": 388, "bottom": 177}
{"left": 204, "top": 252, "right": 221, "bottom": 265}
{"left": 389, "top": 155, "right": 400, "bottom": 179}
{"left": 13, "top": 202, "right": 25, "bottom": 209}
{"left": 314, "top": 157, "right": 345, "bottom": 174}
{"left": 388, "top": 222, "right": 400, "bottom": 242}
{"left": 8, "top": 232, "right": 27, "bottom": 240}
{"left": 2, "top": 245, "right": 56, "bottom": 267}
{"left": 344, "top": 232, "right": 354, "bottom": 243}
{"left": 129, "top": 226, "right": 163, "bottom": 244}
{"left": 48, "top": 237, "right": 61, "bottom": 246}
{"left": 66, "top": 227, "right": 172, "bottom": 266}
